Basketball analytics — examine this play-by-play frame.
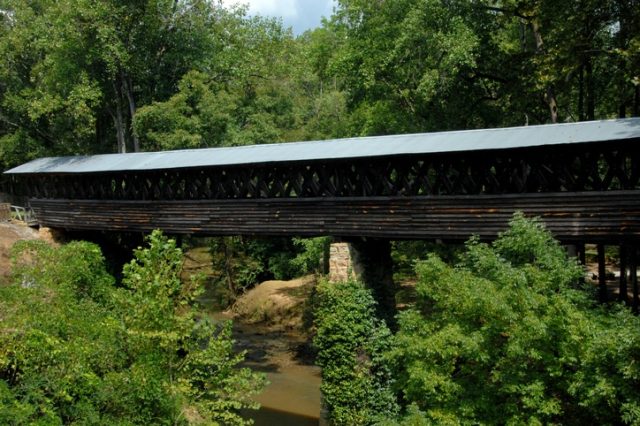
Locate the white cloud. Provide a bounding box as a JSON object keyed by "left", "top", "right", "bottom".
{"left": 221, "top": 0, "right": 336, "bottom": 34}
{"left": 222, "top": 0, "right": 298, "bottom": 17}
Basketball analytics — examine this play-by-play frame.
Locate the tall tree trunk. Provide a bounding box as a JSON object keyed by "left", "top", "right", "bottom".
{"left": 619, "top": 102, "right": 626, "bottom": 119}
{"left": 634, "top": 85, "right": 640, "bottom": 117}
{"left": 222, "top": 238, "right": 236, "bottom": 301}
{"left": 545, "top": 87, "right": 558, "bottom": 124}
{"left": 531, "top": 20, "right": 558, "bottom": 123}
{"left": 114, "top": 109, "right": 126, "bottom": 154}
{"left": 617, "top": 0, "right": 627, "bottom": 119}
{"left": 531, "top": 20, "right": 544, "bottom": 52}
{"left": 578, "top": 64, "right": 585, "bottom": 121}
{"left": 585, "top": 56, "right": 595, "bottom": 120}
{"left": 122, "top": 73, "right": 140, "bottom": 152}
{"left": 112, "top": 82, "right": 127, "bottom": 153}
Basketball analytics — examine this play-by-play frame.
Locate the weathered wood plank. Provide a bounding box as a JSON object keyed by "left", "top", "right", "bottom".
{"left": 29, "top": 190, "right": 640, "bottom": 242}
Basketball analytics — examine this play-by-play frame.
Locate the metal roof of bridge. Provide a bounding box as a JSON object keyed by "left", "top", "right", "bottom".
{"left": 5, "top": 118, "right": 640, "bottom": 175}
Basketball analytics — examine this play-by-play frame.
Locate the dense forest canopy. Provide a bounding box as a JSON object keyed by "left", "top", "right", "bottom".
{"left": 0, "top": 0, "right": 638, "bottom": 169}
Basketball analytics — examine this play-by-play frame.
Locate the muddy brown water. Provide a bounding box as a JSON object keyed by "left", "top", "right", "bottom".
{"left": 242, "top": 364, "right": 321, "bottom": 426}
{"left": 211, "top": 312, "right": 322, "bottom": 425}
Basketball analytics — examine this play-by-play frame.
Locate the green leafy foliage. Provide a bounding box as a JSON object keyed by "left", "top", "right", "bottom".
{"left": 387, "top": 213, "right": 640, "bottom": 425}
{"left": 1, "top": 0, "right": 345, "bottom": 161}
{"left": 0, "top": 231, "right": 265, "bottom": 424}
{"left": 313, "top": 280, "right": 399, "bottom": 425}
{"left": 322, "top": 0, "right": 640, "bottom": 132}
{"left": 0, "top": 0, "right": 232, "bottom": 157}
{"left": 290, "top": 237, "right": 330, "bottom": 276}
{"left": 3, "top": 0, "right": 637, "bottom": 171}
{"left": 132, "top": 17, "right": 348, "bottom": 152}
{"left": 326, "top": 0, "right": 480, "bottom": 135}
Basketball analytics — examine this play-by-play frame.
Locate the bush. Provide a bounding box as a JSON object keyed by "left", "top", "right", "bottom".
{"left": 313, "top": 280, "right": 399, "bottom": 425}
{"left": 387, "top": 213, "right": 640, "bottom": 425}
{"left": 0, "top": 231, "right": 265, "bottom": 425}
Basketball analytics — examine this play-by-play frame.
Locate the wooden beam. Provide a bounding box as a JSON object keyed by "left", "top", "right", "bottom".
{"left": 631, "top": 247, "right": 639, "bottom": 313}
{"left": 598, "top": 244, "right": 607, "bottom": 303}
{"left": 577, "top": 242, "right": 586, "bottom": 266}
{"left": 28, "top": 191, "right": 640, "bottom": 242}
{"left": 619, "top": 244, "right": 628, "bottom": 303}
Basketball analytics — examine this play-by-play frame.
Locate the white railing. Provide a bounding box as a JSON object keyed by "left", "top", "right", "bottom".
{"left": 10, "top": 205, "right": 37, "bottom": 224}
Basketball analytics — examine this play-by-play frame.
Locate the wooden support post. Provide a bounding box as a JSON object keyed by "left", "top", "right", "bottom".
{"left": 619, "top": 244, "right": 628, "bottom": 304}
{"left": 564, "top": 244, "right": 577, "bottom": 257}
{"left": 577, "top": 242, "right": 586, "bottom": 266}
{"left": 577, "top": 242, "right": 586, "bottom": 285}
{"left": 597, "top": 244, "right": 607, "bottom": 303}
{"left": 631, "top": 247, "right": 638, "bottom": 314}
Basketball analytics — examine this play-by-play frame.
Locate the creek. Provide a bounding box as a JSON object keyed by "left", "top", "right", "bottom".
{"left": 212, "top": 312, "right": 322, "bottom": 425}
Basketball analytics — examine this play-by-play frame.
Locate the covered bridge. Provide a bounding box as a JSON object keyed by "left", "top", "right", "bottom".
{"left": 4, "top": 118, "right": 640, "bottom": 243}
{"left": 5, "top": 117, "right": 640, "bottom": 309}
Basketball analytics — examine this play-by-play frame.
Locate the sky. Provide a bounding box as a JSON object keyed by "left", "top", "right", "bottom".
{"left": 221, "top": 0, "right": 337, "bottom": 35}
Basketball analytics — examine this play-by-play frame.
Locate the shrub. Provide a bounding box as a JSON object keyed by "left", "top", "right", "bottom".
{"left": 387, "top": 213, "right": 640, "bottom": 425}
{"left": 0, "top": 231, "right": 265, "bottom": 425}
{"left": 313, "top": 280, "right": 399, "bottom": 425}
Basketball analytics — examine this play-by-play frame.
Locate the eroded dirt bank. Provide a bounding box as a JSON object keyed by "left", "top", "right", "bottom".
{"left": 0, "top": 222, "right": 61, "bottom": 280}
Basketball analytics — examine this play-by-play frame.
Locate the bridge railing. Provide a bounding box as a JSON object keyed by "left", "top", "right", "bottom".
{"left": 9, "top": 204, "right": 37, "bottom": 225}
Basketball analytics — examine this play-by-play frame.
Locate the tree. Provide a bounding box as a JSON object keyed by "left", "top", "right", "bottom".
{"left": 133, "top": 19, "right": 349, "bottom": 151}
{"left": 132, "top": 70, "right": 237, "bottom": 151}
{"left": 325, "top": 0, "right": 480, "bottom": 135}
{"left": 0, "top": 0, "right": 252, "bottom": 162}
{"left": 475, "top": 0, "right": 628, "bottom": 123}
{"left": 0, "top": 231, "right": 265, "bottom": 424}
{"left": 320, "top": 0, "right": 640, "bottom": 133}
{"left": 387, "top": 214, "right": 640, "bottom": 425}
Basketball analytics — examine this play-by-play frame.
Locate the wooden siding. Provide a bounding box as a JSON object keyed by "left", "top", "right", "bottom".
{"left": 30, "top": 190, "right": 640, "bottom": 242}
